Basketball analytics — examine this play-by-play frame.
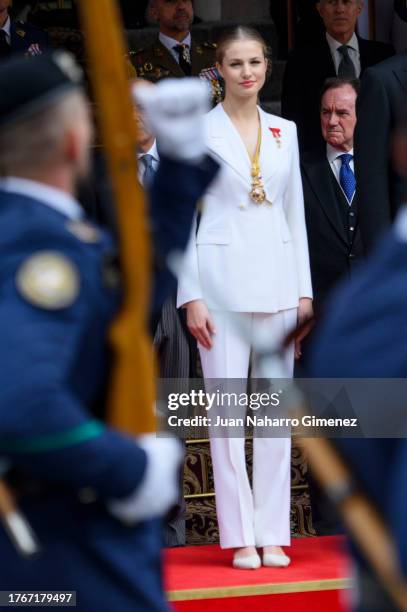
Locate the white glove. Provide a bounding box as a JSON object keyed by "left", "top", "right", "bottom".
{"left": 107, "top": 435, "right": 183, "bottom": 524}
{"left": 132, "top": 78, "right": 211, "bottom": 162}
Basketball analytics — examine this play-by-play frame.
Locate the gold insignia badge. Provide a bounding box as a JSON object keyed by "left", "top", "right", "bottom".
{"left": 16, "top": 252, "right": 79, "bottom": 310}
{"left": 16, "top": 29, "right": 26, "bottom": 38}
{"left": 143, "top": 62, "right": 153, "bottom": 72}
{"left": 196, "top": 46, "right": 203, "bottom": 55}
{"left": 66, "top": 220, "right": 101, "bottom": 243}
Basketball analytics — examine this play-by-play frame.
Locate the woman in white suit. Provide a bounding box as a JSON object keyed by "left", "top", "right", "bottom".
{"left": 177, "top": 27, "right": 313, "bottom": 569}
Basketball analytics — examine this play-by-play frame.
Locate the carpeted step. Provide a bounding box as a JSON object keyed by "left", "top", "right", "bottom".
{"left": 164, "top": 536, "right": 351, "bottom": 611}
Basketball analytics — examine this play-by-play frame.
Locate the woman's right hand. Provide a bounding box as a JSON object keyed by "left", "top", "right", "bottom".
{"left": 185, "top": 300, "right": 216, "bottom": 350}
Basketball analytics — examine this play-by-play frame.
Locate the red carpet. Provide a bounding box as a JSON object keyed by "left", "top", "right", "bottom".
{"left": 164, "top": 536, "right": 352, "bottom": 611}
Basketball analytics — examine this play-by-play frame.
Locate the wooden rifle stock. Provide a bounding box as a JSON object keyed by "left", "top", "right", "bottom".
{"left": 300, "top": 436, "right": 407, "bottom": 611}
{"left": 78, "top": 0, "right": 155, "bottom": 435}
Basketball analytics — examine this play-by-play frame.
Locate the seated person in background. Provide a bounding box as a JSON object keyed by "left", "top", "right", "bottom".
{"left": 281, "top": 0, "right": 394, "bottom": 152}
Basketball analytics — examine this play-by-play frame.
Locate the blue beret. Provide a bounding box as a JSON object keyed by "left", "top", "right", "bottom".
{"left": 0, "top": 51, "right": 83, "bottom": 127}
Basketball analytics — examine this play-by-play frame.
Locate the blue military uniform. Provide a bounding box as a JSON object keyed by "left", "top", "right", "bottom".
{"left": 0, "top": 182, "right": 166, "bottom": 611}
{"left": 0, "top": 53, "right": 219, "bottom": 611}
{"left": 309, "top": 209, "right": 407, "bottom": 609}
{"left": 0, "top": 173, "right": 217, "bottom": 611}
{"left": 0, "top": 18, "right": 49, "bottom": 60}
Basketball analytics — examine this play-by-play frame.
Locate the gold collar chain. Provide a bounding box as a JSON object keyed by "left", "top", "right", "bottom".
{"left": 249, "top": 119, "right": 266, "bottom": 205}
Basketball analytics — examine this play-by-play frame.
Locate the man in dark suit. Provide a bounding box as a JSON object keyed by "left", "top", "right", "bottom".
{"left": 302, "top": 77, "right": 363, "bottom": 315}
{"left": 301, "top": 77, "right": 363, "bottom": 535}
{"left": 0, "top": 0, "right": 48, "bottom": 60}
{"left": 354, "top": 48, "right": 407, "bottom": 252}
{"left": 282, "top": 0, "right": 394, "bottom": 152}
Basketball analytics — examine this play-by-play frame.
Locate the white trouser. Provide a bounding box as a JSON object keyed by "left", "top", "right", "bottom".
{"left": 199, "top": 309, "right": 297, "bottom": 549}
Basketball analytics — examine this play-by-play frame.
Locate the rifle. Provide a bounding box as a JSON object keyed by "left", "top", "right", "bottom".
{"left": 78, "top": 0, "right": 156, "bottom": 435}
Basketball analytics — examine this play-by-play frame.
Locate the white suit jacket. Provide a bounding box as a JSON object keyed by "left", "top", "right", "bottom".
{"left": 177, "top": 104, "right": 313, "bottom": 312}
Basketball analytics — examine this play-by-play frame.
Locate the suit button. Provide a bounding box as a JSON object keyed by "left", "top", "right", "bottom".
{"left": 349, "top": 254, "right": 355, "bottom": 260}
{"left": 350, "top": 212, "right": 355, "bottom": 217}
{"left": 350, "top": 227, "right": 354, "bottom": 231}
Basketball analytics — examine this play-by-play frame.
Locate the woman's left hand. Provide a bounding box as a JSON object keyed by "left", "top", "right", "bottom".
{"left": 295, "top": 298, "right": 314, "bottom": 360}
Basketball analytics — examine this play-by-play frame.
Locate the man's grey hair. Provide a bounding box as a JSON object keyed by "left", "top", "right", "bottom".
{"left": 0, "top": 91, "right": 86, "bottom": 176}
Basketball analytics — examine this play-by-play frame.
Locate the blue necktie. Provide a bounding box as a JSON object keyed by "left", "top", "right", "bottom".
{"left": 339, "top": 153, "right": 356, "bottom": 203}
{"left": 141, "top": 154, "right": 156, "bottom": 188}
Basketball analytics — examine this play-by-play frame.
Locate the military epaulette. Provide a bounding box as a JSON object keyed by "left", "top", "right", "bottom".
{"left": 195, "top": 41, "right": 217, "bottom": 56}
{"left": 15, "top": 22, "right": 27, "bottom": 38}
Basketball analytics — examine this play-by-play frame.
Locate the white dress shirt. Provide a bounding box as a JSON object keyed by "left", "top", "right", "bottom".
{"left": 326, "top": 31, "right": 361, "bottom": 77}
{"left": 1, "top": 15, "right": 11, "bottom": 44}
{"left": 0, "top": 177, "right": 83, "bottom": 220}
{"left": 137, "top": 140, "right": 159, "bottom": 185}
{"left": 158, "top": 32, "right": 191, "bottom": 64}
{"left": 327, "top": 144, "right": 355, "bottom": 204}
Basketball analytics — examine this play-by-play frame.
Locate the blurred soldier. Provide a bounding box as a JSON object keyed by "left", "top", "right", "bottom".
{"left": 130, "top": 0, "right": 220, "bottom": 99}
{"left": 309, "top": 114, "right": 407, "bottom": 611}
{"left": 0, "top": 0, "right": 48, "bottom": 60}
{"left": 282, "top": 0, "right": 394, "bottom": 152}
{"left": 0, "top": 53, "right": 217, "bottom": 611}
{"left": 355, "top": 46, "right": 407, "bottom": 251}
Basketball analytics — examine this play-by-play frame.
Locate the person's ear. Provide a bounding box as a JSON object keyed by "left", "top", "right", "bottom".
{"left": 149, "top": 2, "right": 159, "bottom": 23}
{"left": 392, "top": 131, "right": 407, "bottom": 178}
{"left": 356, "top": 1, "right": 365, "bottom": 18}
{"left": 64, "top": 125, "right": 84, "bottom": 166}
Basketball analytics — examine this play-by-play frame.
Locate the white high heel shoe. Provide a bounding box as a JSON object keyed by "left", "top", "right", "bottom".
{"left": 232, "top": 553, "right": 261, "bottom": 570}
{"left": 262, "top": 553, "right": 291, "bottom": 568}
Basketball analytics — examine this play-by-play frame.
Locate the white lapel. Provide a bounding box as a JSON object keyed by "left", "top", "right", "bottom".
{"left": 206, "top": 104, "right": 252, "bottom": 185}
